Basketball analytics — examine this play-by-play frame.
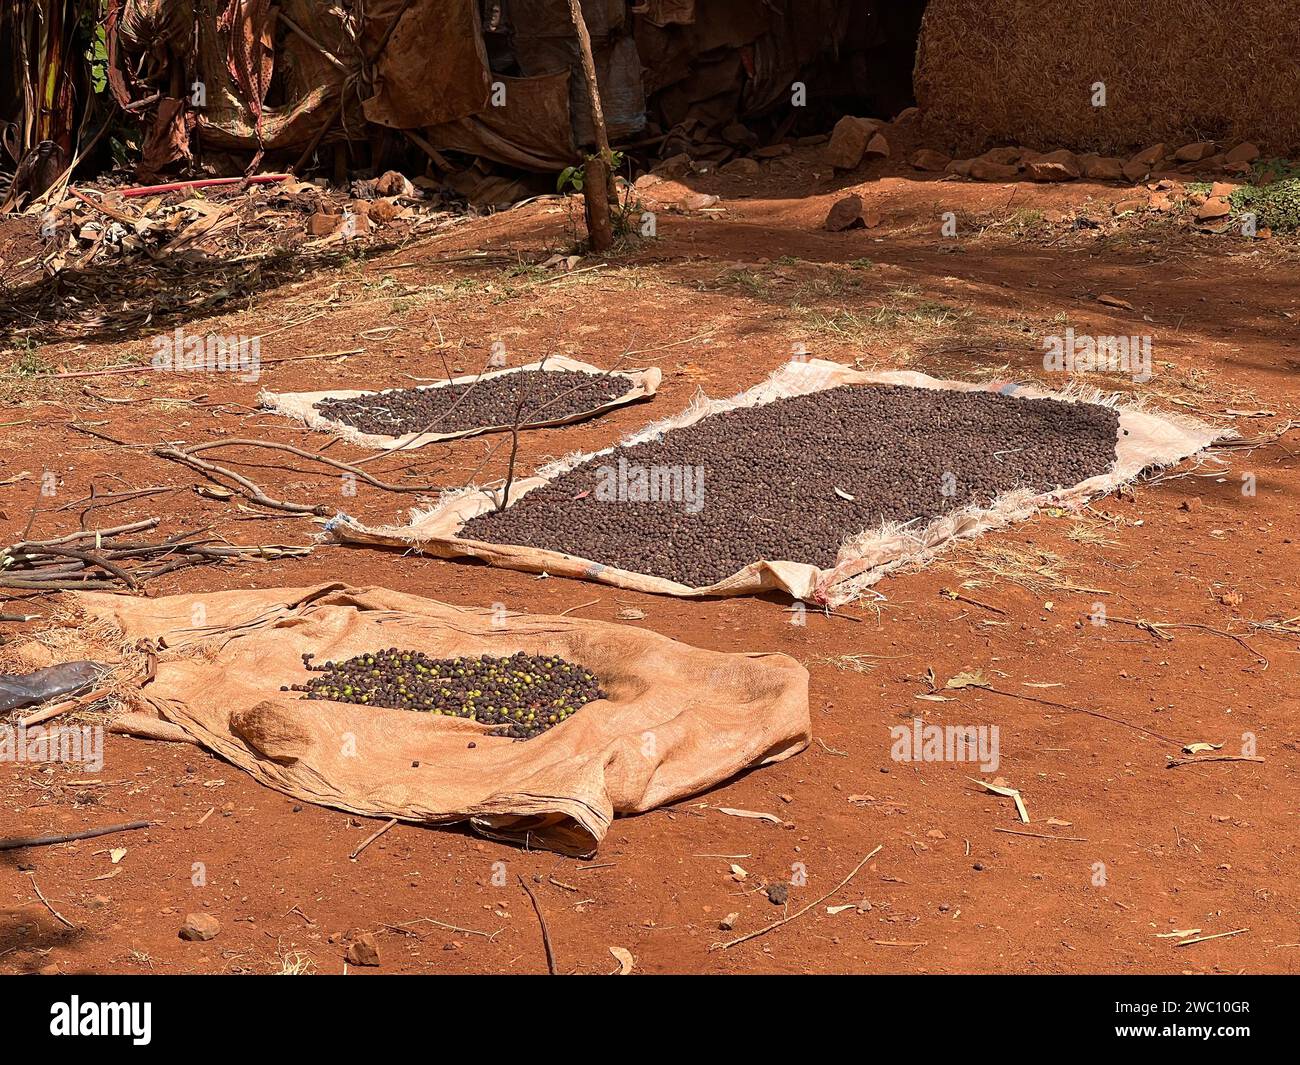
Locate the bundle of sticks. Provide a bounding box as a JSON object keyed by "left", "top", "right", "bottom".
{"left": 0, "top": 518, "right": 311, "bottom": 592}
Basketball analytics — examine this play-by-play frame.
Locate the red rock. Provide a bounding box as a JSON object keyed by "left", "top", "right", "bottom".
{"left": 179, "top": 913, "right": 221, "bottom": 942}
{"left": 720, "top": 156, "right": 760, "bottom": 177}
{"left": 374, "top": 170, "right": 411, "bottom": 197}
{"left": 1081, "top": 156, "right": 1124, "bottom": 180}
{"left": 1130, "top": 144, "right": 1167, "bottom": 166}
{"left": 1112, "top": 197, "right": 1148, "bottom": 215}
{"left": 825, "top": 116, "right": 873, "bottom": 169}
{"left": 911, "top": 148, "right": 951, "bottom": 171}
{"left": 651, "top": 153, "right": 693, "bottom": 180}
{"left": 1122, "top": 158, "right": 1154, "bottom": 182}
{"left": 1025, "top": 149, "right": 1080, "bottom": 181}
{"left": 1196, "top": 197, "right": 1232, "bottom": 221}
{"left": 1223, "top": 161, "right": 1252, "bottom": 175}
{"left": 1209, "top": 181, "right": 1237, "bottom": 199}
{"left": 979, "top": 146, "right": 1023, "bottom": 166}
{"left": 368, "top": 199, "right": 401, "bottom": 225}
{"left": 1174, "top": 141, "right": 1217, "bottom": 162}
{"left": 1224, "top": 142, "right": 1260, "bottom": 164}
{"left": 945, "top": 158, "right": 973, "bottom": 177}
{"left": 824, "top": 194, "right": 865, "bottom": 231}
{"left": 864, "top": 132, "right": 891, "bottom": 159}
{"left": 308, "top": 212, "right": 340, "bottom": 237}
{"left": 754, "top": 144, "right": 791, "bottom": 159}
{"left": 345, "top": 932, "right": 381, "bottom": 966}
{"left": 969, "top": 158, "right": 1020, "bottom": 181}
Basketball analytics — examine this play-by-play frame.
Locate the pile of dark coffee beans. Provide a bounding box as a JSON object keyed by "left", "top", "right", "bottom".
{"left": 313, "top": 369, "right": 633, "bottom": 436}
{"left": 462, "top": 383, "right": 1120, "bottom": 586}
{"left": 283, "top": 649, "right": 606, "bottom": 739}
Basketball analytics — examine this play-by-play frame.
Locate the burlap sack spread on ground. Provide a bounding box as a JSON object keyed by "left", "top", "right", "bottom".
{"left": 77, "top": 584, "right": 809, "bottom": 857}
{"left": 258, "top": 356, "right": 662, "bottom": 451}
{"left": 329, "top": 360, "right": 1220, "bottom": 606}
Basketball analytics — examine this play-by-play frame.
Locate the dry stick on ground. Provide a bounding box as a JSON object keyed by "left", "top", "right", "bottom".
{"left": 1166, "top": 755, "right": 1265, "bottom": 769}
{"left": 980, "top": 685, "right": 1181, "bottom": 745}
{"left": 994, "top": 827, "right": 1088, "bottom": 842}
{"left": 1107, "top": 615, "right": 1269, "bottom": 670}
{"left": 154, "top": 446, "right": 330, "bottom": 516}
{"left": 181, "top": 439, "right": 436, "bottom": 493}
{"left": 712, "top": 845, "right": 883, "bottom": 951}
{"left": 0, "top": 820, "right": 154, "bottom": 851}
{"left": 349, "top": 818, "right": 398, "bottom": 861}
{"left": 29, "top": 876, "right": 76, "bottom": 930}
{"left": 565, "top": 0, "right": 614, "bottom": 252}
{"left": 518, "top": 874, "right": 558, "bottom": 974}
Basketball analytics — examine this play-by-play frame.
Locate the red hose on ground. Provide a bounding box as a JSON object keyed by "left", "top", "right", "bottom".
{"left": 118, "top": 174, "right": 293, "bottom": 198}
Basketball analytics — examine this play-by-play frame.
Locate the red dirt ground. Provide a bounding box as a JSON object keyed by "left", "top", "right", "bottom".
{"left": 2, "top": 147, "right": 1297, "bottom": 975}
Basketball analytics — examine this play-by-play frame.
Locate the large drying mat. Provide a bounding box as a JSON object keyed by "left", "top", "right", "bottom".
{"left": 259, "top": 355, "right": 662, "bottom": 450}
{"left": 77, "top": 584, "right": 809, "bottom": 857}
{"left": 327, "top": 361, "right": 1221, "bottom": 606}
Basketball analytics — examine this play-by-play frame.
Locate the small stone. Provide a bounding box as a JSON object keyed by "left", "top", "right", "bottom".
{"left": 345, "top": 932, "right": 381, "bottom": 966}
{"left": 374, "top": 170, "right": 412, "bottom": 197}
{"left": 824, "top": 194, "right": 866, "bottom": 231}
{"left": 910, "top": 148, "right": 951, "bottom": 172}
{"left": 1081, "top": 155, "right": 1124, "bottom": 181}
{"left": 824, "top": 116, "right": 874, "bottom": 169}
{"left": 719, "top": 912, "right": 740, "bottom": 931}
{"left": 1130, "top": 143, "right": 1167, "bottom": 167}
{"left": 1224, "top": 142, "right": 1260, "bottom": 164}
{"left": 864, "top": 132, "right": 891, "bottom": 159}
{"left": 652, "top": 153, "right": 693, "bottom": 180}
{"left": 720, "top": 156, "right": 760, "bottom": 177}
{"left": 308, "top": 212, "right": 339, "bottom": 237}
{"left": 179, "top": 913, "right": 221, "bottom": 942}
{"left": 1024, "top": 149, "right": 1080, "bottom": 182}
{"left": 1174, "top": 141, "right": 1217, "bottom": 162}
{"left": 969, "top": 158, "right": 1020, "bottom": 181}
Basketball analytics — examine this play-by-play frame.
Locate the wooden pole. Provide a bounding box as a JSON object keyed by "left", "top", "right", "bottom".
{"left": 565, "top": 0, "right": 614, "bottom": 252}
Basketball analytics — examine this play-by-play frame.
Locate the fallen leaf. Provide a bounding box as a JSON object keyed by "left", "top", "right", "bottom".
{"left": 616, "top": 608, "right": 647, "bottom": 620}
{"left": 1182, "top": 741, "right": 1224, "bottom": 755}
{"left": 729, "top": 863, "right": 748, "bottom": 881}
{"left": 718, "top": 807, "right": 784, "bottom": 825}
{"left": 109, "top": 848, "right": 127, "bottom": 864}
{"left": 945, "top": 670, "right": 990, "bottom": 690}
{"left": 1097, "top": 293, "right": 1135, "bottom": 310}
{"left": 608, "top": 946, "right": 634, "bottom": 975}
{"left": 833, "top": 487, "right": 856, "bottom": 501}
{"left": 827, "top": 904, "right": 856, "bottom": 915}
{"left": 968, "top": 777, "right": 1030, "bottom": 823}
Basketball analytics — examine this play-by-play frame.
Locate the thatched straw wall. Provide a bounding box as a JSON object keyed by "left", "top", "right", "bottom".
{"left": 915, "top": 0, "right": 1300, "bottom": 155}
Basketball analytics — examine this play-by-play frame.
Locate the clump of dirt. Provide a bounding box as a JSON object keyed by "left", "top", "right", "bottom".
{"left": 312, "top": 369, "right": 635, "bottom": 436}
{"left": 284, "top": 649, "right": 606, "bottom": 740}
{"left": 462, "top": 384, "right": 1121, "bottom": 586}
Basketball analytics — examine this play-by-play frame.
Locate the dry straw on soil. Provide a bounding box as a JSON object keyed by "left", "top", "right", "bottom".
{"left": 915, "top": 0, "right": 1300, "bottom": 155}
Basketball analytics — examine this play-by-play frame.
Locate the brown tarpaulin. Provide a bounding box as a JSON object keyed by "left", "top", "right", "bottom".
{"left": 361, "top": 0, "right": 492, "bottom": 129}
{"left": 83, "top": 584, "right": 810, "bottom": 857}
